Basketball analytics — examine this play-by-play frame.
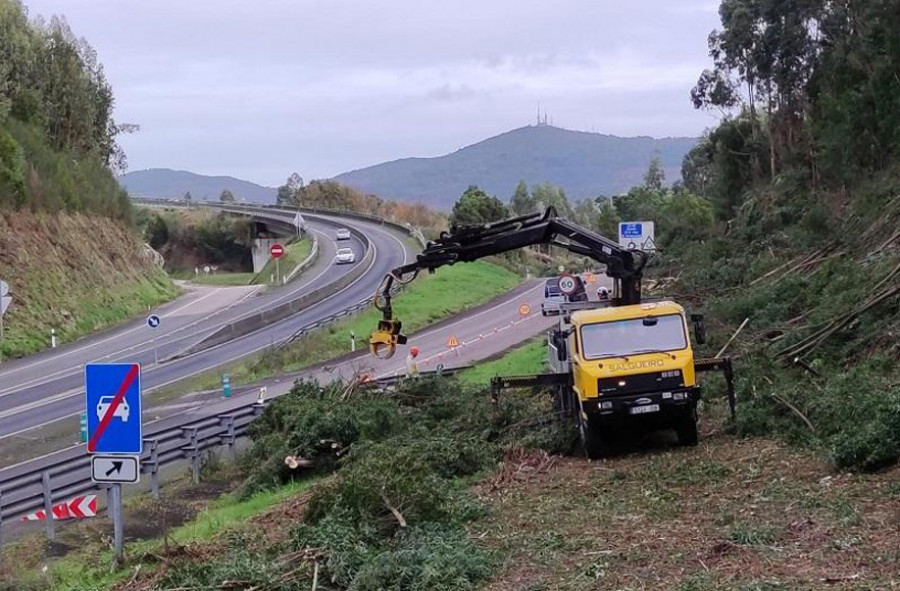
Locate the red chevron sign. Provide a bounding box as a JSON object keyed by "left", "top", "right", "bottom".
{"left": 20, "top": 494, "right": 97, "bottom": 521}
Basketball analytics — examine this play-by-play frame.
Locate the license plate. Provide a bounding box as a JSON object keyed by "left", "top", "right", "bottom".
{"left": 629, "top": 404, "right": 660, "bottom": 415}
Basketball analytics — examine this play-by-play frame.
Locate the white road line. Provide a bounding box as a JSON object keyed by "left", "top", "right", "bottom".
{"left": 0, "top": 227, "right": 338, "bottom": 397}
{"left": 0, "top": 287, "right": 225, "bottom": 381}
{"left": 0, "top": 223, "right": 391, "bottom": 434}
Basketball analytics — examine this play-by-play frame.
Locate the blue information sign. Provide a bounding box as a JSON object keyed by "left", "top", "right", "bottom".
{"left": 621, "top": 223, "right": 643, "bottom": 238}
{"left": 147, "top": 314, "right": 161, "bottom": 329}
{"left": 85, "top": 363, "right": 142, "bottom": 454}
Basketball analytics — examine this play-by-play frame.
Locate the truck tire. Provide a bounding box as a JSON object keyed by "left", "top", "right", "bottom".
{"left": 675, "top": 412, "right": 699, "bottom": 447}
{"left": 579, "top": 414, "right": 613, "bottom": 459}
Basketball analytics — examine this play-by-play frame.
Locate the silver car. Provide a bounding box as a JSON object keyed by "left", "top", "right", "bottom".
{"left": 336, "top": 228, "right": 351, "bottom": 240}
{"left": 335, "top": 247, "right": 356, "bottom": 264}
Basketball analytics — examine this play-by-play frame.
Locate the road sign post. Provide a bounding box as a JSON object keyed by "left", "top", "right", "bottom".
{"left": 270, "top": 243, "right": 284, "bottom": 286}
{"left": 109, "top": 484, "right": 124, "bottom": 564}
{"left": 147, "top": 314, "right": 161, "bottom": 365}
{"left": 85, "top": 363, "right": 142, "bottom": 567}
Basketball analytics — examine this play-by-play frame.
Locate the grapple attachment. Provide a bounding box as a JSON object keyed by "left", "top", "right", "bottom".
{"left": 369, "top": 317, "right": 407, "bottom": 359}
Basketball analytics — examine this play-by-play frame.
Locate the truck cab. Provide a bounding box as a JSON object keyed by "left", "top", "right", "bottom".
{"left": 566, "top": 300, "right": 701, "bottom": 455}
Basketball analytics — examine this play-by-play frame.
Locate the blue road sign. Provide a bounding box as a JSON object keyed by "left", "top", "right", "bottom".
{"left": 621, "top": 223, "right": 643, "bottom": 238}
{"left": 85, "top": 363, "right": 142, "bottom": 454}
{"left": 147, "top": 314, "right": 161, "bottom": 329}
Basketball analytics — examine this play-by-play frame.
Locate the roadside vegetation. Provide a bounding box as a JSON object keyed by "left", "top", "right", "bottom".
{"left": 276, "top": 173, "right": 447, "bottom": 235}
{"left": 225, "top": 259, "right": 522, "bottom": 384}
{"left": 7, "top": 345, "right": 899, "bottom": 590}
{"left": 0, "top": 211, "right": 177, "bottom": 358}
{"left": 0, "top": 1, "right": 179, "bottom": 357}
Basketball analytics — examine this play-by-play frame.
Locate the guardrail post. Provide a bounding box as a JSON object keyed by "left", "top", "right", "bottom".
{"left": 182, "top": 427, "right": 200, "bottom": 484}
{"left": 41, "top": 471, "right": 54, "bottom": 541}
{"left": 220, "top": 416, "right": 237, "bottom": 462}
{"left": 146, "top": 439, "right": 160, "bottom": 499}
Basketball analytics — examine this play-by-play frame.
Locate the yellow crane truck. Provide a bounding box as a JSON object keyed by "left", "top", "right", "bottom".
{"left": 369, "top": 207, "right": 734, "bottom": 457}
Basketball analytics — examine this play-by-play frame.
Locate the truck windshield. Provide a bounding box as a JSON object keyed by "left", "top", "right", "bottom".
{"left": 580, "top": 314, "right": 687, "bottom": 360}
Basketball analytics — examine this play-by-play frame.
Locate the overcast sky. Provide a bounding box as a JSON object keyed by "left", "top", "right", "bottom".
{"left": 24, "top": 0, "right": 722, "bottom": 186}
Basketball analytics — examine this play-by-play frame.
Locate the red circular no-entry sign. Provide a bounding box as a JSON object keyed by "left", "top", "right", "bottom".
{"left": 270, "top": 244, "right": 285, "bottom": 259}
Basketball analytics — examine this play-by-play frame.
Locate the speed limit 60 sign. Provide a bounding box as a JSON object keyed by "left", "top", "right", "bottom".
{"left": 558, "top": 274, "right": 578, "bottom": 295}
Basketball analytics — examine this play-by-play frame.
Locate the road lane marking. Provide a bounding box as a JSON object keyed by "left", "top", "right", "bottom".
{"left": 0, "top": 225, "right": 338, "bottom": 397}
{"left": 0, "top": 221, "right": 391, "bottom": 435}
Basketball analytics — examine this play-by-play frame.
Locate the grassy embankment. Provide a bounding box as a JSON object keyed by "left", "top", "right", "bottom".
{"left": 0, "top": 211, "right": 178, "bottom": 359}
{"left": 224, "top": 259, "right": 522, "bottom": 384}
{"left": 7, "top": 342, "right": 899, "bottom": 591}
{"left": 190, "top": 236, "right": 313, "bottom": 287}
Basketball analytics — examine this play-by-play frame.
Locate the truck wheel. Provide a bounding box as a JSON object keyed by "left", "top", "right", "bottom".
{"left": 675, "top": 412, "right": 699, "bottom": 447}
{"left": 579, "top": 414, "right": 613, "bottom": 459}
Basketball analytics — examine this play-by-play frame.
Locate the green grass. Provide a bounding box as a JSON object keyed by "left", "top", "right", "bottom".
{"left": 185, "top": 237, "right": 314, "bottom": 287}
{"left": 190, "top": 271, "right": 258, "bottom": 286}
{"left": 229, "top": 260, "right": 523, "bottom": 384}
{"left": 9, "top": 479, "right": 314, "bottom": 591}
{"left": 459, "top": 338, "right": 547, "bottom": 384}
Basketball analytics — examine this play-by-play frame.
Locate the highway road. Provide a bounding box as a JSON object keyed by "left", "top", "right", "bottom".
{"left": 0, "top": 213, "right": 414, "bottom": 441}
{"left": 141, "top": 277, "right": 568, "bottom": 423}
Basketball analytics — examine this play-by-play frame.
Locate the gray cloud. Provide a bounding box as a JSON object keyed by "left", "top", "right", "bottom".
{"left": 24, "top": 0, "right": 721, "bottom": 185}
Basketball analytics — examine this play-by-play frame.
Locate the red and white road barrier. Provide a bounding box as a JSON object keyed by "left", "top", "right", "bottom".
{"left": 20, "top": 494, "right": 98, "bottom": 521}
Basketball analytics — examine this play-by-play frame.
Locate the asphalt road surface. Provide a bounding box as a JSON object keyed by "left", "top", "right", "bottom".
{"left": 0, "top": 215, "right": 414, "bottom": 440}
{"left": 139, "top": 277, "right": 569, "bottom": 427}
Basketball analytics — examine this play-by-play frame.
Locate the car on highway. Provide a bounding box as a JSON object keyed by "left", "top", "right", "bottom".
{"left": 336, "top": 228, "right": 351, "bottom": 240}
{"left": 96, "top": 396, "right": 130, "bottom": 422}
{"left": 335, "top": 247, "right": 356, "bottom": 264}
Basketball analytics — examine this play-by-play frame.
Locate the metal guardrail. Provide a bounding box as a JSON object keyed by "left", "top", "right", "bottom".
{"left": 0, "top": 368, "right": 466, "bottom": 527}
{"left": 0, "top": 401, "right": 267, "bottom": 528}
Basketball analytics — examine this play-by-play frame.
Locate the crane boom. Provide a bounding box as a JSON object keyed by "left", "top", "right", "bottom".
{"left": 370, "top": 207, "right": 649, "bottom": 358}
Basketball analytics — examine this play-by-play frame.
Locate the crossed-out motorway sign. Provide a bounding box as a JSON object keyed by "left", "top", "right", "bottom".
{"left": 85, "top": 363, "right": 142, "bottom": 454}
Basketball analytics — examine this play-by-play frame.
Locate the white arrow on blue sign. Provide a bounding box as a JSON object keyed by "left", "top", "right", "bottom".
{"left": 147, "top": 314, "right": 161, "bottom": 329}
{"left": 85, "top": 363, "right": 143, "bottom": 454}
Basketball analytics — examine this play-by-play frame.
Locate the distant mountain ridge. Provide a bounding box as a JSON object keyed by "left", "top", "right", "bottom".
{"left": 119, "top": 169, "right": 277, "bottom": 203}
{"left": 121, "top": 126, "right": 697, "bottom": 209}
{"left": 333, "top": 125, "right": 697, "bottom": 209}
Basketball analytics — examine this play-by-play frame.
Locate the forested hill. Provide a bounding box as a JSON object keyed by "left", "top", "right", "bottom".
{"left": 333, "top": 125, "right": 696, "bottom": 209}
{"left": 0, "top": 0, "right": 176, "bottom": 359}
{"left": 119, "top": 168, "right": 277, "bottom": 203}
{"left": 0, "top": 0, "right": 132, "bottom": 220}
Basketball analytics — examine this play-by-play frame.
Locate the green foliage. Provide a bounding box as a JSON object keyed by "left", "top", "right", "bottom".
{"left": 450, "top": 185, "right": 508, "bottom": 228}
{"left": 143, "top": 209, "right": 254, "bottom": 273}
{"left": 344, "top": 524, "right": 492, "bottom": 591}
{"left": 0, "top": 0, "right": 132, "bottom": 182}
{"left": 241, "top": 381, "right": 404, "bottom": 495}
{"left": 509, "top": 179, "right": 533, "bottom": 215}
{"left": 223, "top": 371, "right": 570, "bottom": 590}
{"left": 692, "top": 0, "right": 900, "bottom": 189}
{"left": 0, "top": 126, "right": 25, "bottom": 202}
{"left": 219, "top": 188, "right": 235, "bottom": 202}
{"left": 0, "top": 119, "right": 132, "bottom": 219}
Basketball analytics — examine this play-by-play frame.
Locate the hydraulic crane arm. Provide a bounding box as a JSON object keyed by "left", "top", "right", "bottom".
{"left": 370, "top": 207, "right": 649, "bottom": 359}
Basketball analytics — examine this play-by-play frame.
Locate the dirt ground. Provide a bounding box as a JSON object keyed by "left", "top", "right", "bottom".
{"left": 474, "top": 430, "right": 900, "bottom": 591}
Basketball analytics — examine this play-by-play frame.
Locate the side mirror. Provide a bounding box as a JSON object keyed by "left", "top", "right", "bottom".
{"left": 691, "top": 313, "right": 707, "bottom": 345}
